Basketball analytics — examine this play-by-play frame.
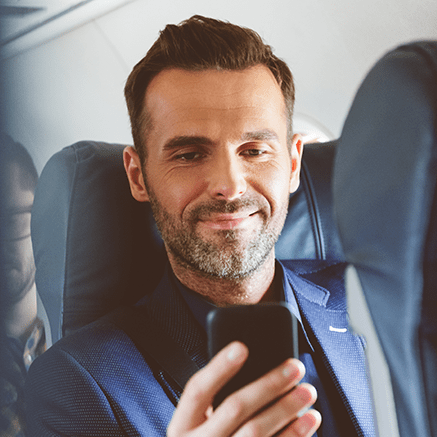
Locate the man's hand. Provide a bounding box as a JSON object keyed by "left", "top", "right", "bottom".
{"left": 168, "top": 341, "right": 321, "bottom": 437}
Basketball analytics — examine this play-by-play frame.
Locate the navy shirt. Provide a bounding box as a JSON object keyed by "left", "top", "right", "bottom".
{"left": 172, "top": 260, "right": 343, "bottom": 437}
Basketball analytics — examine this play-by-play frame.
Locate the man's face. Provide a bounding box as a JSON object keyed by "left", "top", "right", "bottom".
{"left": 0, "top": 163, "right": 36, "bottom": 305}
{"left": 132, "top": 65, "right": 301, "bottom": 280}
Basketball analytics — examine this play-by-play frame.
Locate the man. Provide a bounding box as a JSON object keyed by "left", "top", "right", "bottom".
{"left": 0, "top": 134, "right": 45, "bottom": 437}
{"left": 25, "top": 16, "right": 374, "bottom": 436}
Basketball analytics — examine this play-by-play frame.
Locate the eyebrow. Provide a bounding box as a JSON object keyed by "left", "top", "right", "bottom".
{"left": 163, "top": 136, "right": 216, "bottom": 152}
{"left": 240, "top": 129, "right": 280, "bottom": 143}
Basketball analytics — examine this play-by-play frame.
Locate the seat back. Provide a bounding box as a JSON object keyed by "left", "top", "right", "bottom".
{"left": 333, "top": 41, "right": 437, "bottom": 437}
{"left": 31, "top": 139, "right": 343, "bottom": 344}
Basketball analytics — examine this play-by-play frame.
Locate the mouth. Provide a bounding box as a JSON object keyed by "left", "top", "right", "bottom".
{"left": 198, "top": 212, "right": 258, "bottom": 230}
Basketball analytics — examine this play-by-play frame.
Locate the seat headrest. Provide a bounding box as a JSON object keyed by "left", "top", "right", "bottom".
{"left": 333, "top": 41, "right": 437, "bottom": 436}
{"left": 31, "top": 142, "right": 167, "bottom": 338}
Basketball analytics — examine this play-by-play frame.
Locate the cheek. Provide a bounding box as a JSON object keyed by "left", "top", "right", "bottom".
{"left": 251, "top": 163, "right": 291, "bottom": 210}
{"left": 149, "top": 168, "right": 207, "bottom": 216}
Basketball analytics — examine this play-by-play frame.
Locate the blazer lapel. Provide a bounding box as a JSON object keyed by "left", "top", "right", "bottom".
{"left": 284, "top": 265, "right": 375, "bottom": 437}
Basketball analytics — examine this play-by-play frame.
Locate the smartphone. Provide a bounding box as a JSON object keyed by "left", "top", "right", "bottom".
{"left": 207, "top": 303, "right": 299, "bottom": 408}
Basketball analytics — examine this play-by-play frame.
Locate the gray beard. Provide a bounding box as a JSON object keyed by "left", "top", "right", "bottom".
{"left": 147, "top": 193, "right": 284, "bottom": 281}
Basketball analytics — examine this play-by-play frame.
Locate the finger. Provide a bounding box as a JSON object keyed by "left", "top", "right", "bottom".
{"left": 232, "top": 383, "right": 318, "bottom": 437}
{"left": 168, "top": 341, "right": 248, "bottom": 435}
{"left": 281, "top": 409, "right": 322, "bottom": 437}
{"left": 204, "top": 358, "right": 305, "bottom": 436}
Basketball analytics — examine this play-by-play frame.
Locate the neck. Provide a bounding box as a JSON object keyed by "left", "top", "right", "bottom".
{"left": 168, "top": 251, "right": 277, "bottom": 307}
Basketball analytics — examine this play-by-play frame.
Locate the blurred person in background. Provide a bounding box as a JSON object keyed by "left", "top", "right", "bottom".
{"left": 0, "top": 134, "right": 45, "bottom": 437}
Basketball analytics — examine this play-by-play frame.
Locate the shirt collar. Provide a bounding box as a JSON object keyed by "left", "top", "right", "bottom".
{"left": 172, "top": 270, "right": 217, "bottom": 332}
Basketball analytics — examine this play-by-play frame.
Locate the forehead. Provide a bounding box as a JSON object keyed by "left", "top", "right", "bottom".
{"left": 144, "top": 65, "right": 287, "bottom": 137}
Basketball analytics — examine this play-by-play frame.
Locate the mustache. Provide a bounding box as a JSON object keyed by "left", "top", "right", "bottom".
{"left": 188, "top": 198, "right": 265, "bottom": 220}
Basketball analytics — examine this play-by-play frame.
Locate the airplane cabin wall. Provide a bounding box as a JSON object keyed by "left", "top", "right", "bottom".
{"left": 1, "top": 0, "right": 437, "bottom": 173}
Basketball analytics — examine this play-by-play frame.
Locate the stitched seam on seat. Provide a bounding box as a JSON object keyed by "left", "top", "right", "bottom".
{"left": 61, "top": 144, "right": 87, "bottom": 337}
{"left": 301, "top": 159, "right": 324, "bottom": 259}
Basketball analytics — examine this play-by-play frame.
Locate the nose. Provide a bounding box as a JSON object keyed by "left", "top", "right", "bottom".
{"left": 208, "top": 153, "right": 247, "bottom": 200}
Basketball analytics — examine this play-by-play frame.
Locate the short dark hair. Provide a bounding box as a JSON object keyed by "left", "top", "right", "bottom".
{"left": 124, "top": 15, "right": 295, "bottom": 164}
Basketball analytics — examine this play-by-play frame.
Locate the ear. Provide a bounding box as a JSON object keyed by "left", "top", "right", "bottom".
{"left": 123, "top": 146, "right": 150, "bottom": 202}
{"left": 289, "top": 134, "right": 304, "bottom": 193}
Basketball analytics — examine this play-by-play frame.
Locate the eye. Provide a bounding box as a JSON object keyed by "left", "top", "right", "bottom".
{"left": 241, "top": 148, "right": 266, "bottom": 157}
{"left": 175, "top": 151, "right": 203, "bottom": 161}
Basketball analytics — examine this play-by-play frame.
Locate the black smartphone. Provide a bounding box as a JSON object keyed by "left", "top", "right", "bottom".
{"left": 207, "top": 303, "right": 299, "bottom": 408}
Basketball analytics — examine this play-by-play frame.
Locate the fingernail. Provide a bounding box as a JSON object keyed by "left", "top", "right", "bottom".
{"left": 227, "top": 342, "right": 244, "bottom": 361}
{"left": 282, "top": 364, "right": 293, "bottom": 378}
{"left": 294, "top": 383, "right": 316, "bottom": 406}
{"left": 282, "top": 359, "right": 302, "bottom": 379}
{"left": 282, "top": 362, "right": 295, "bottom": 378}
{"left": 295, "top": 413, "right": 316, "bottom": 435}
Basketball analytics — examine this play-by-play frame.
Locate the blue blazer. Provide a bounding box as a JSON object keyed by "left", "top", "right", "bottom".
{"left": 25, "top": 260, "right": 374, "bottom": 436}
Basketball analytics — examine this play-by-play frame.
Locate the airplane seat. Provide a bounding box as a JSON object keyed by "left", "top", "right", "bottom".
{"left": 30, "top": 139, "right": 344, "bottom": 345}
{"left": 333, "top": 40, "right": 437, "bottom": 437}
